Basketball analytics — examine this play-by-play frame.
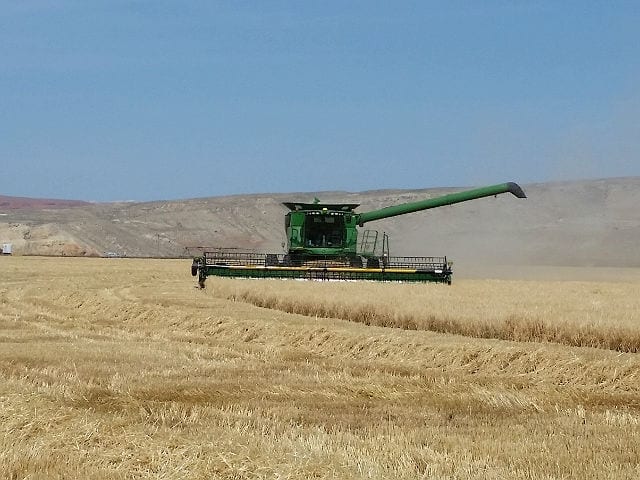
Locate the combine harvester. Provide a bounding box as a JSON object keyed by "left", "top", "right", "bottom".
{"left": 191, "top": 182, "right": 526, "bottom": 287}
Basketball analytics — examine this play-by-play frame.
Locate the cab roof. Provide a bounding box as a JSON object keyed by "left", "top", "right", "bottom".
{"left": 283, "top": 202, "right": 360, "bottom": 212}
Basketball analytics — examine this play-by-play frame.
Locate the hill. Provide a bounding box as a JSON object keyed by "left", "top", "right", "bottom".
{"left": 0, "top": 195, "right": 90, "bottom": 210}
{"left": 1, "top": 177, "right": 638, "bottom": 268}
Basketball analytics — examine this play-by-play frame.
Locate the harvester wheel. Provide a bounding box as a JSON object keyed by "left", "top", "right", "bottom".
{"left": 282, "top": 254, "right": 302, "bottom": 266}
{"left": 350, "top": 256, "right": 363, "bottom": 268}
{"left": 191, "top": 262, "right": 198, "bottom": 277}
{"left": 367, "top": 258, "right": 380, "bottom": 269}
{"left": 265, "top": 254, "right": 278, "bottom": 267}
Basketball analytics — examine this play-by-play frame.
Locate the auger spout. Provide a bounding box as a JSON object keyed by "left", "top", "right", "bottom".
{"left": 355, "top": 182, "right": 526, "bottom": 226}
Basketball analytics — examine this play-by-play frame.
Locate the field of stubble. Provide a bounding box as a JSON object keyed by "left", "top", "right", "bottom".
{"left": 1, "top": 256, "right": 639, "bottom": 479}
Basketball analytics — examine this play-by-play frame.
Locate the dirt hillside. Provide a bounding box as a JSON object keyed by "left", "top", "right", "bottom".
{"left": 1, "top": 177, "right": 638, "bottom": 268}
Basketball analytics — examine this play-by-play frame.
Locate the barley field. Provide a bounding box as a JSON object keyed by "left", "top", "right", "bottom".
{"left": 1, "top": 257, "right": 639, "bottom": 479}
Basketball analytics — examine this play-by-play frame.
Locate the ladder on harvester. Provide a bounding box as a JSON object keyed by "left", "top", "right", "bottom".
{"left": 358, "top": 230, "right": 390, "bottom": 267}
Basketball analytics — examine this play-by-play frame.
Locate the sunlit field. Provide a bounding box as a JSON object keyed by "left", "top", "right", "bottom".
{"left": 216, "top": 274, "right": 640, "bottom": 352}
{"left": 1, "top": 256, "right": 639, "bottom": 479}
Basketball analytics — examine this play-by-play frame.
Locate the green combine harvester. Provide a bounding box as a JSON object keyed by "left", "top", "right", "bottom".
{"left": 191, "top": 182, "right": 526, "bottom": 287}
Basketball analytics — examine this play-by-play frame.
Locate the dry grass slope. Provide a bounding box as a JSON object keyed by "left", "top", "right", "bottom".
{"left": 2, "top": 177, "right": 640, "bottom": 266}
{"left": 1, "top": 257, "right": 639, "bottom": 479}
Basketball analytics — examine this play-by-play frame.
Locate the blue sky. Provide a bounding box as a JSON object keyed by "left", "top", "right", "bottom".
{"left": 2, "top": 1, "right": 639, "bottom": 201}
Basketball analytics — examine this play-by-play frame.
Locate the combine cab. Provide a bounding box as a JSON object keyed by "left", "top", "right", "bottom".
{"left": 192, "top": 182, "right": 526, "bottom": 287}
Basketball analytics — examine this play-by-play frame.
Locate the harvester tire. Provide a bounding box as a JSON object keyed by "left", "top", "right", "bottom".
{"left": 265, "top": 254, "right": 278, "bottom": 267}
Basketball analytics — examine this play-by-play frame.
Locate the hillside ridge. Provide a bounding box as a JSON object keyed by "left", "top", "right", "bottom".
{"left": 1, "top": 177, "right": 639, "bottom": 268}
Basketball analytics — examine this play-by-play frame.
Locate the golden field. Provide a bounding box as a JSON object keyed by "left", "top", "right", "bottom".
{"left": 1, "top": 256, "right": 639, "bottom": 479}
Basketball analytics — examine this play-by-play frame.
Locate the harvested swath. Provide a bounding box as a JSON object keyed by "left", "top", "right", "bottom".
{"left": 213, "top": 278, "right": 640, "bottom": 352}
